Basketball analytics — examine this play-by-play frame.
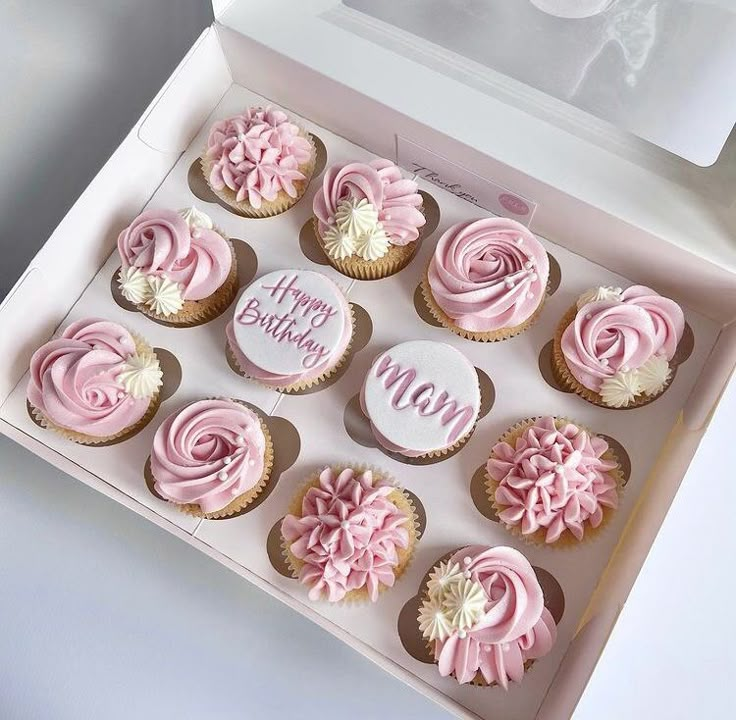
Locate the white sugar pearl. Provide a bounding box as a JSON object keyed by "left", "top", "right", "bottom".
{"left": 384, "top": 213, "right": 391, "bottom": 220}
{"left": 117, "top": 392, "right": 125, "bottom": 400}
{"left": 505, "top": 278, "right": 514, "bottom": 288}
{"left": 248, "top": 459, "right": 255, "bottom": 467}
{"left": 218, "top": 470, "right": 228, "bottom": 482}
{"left": 463, "top": 556, "right": 471, "bottom": 566}
{"left": 615, "top": 287, "right": 622, "bottom": 293}
{"left": 555, "top": 464, "right": 564, "bottom": 473}
{"left": 585, "top": 313, "right": 592, "bottom": 320}
{"left": 458, "top": 629, "right": 467, "bottom": 639}
{"left": 525, "top": 261, "right": 534, "bottom": 270}
{"left": 530, "top": 273, "right": 538, "bottom": 282}
{"left": 600, "top": 358, "right": 609, "bottom": 366}
{"left": 230, "top": 486, "right": 239, "bottom": 496}
{"left": 236, "top": 435, "right": 245, "bottom": 445}
{"left": 223, "top": 457, "right": 232, "bottom": 466}
{"left": 463, "top": 570, "right": 471, "bottom": 579}
{"left": 341, "top": 520, "right": 350, "bottom": 530}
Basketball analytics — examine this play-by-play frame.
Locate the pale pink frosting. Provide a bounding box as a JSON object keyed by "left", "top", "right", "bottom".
{"left": 117, "top": 209, "right": 231, "bottom": 301}
{"left": 313, "top": 158, "right": 425, "bottom": 245}
{"left": 433, "top": 546, "right": 556, "bottom": 688}
{"left": 427, "top": 218, "right": 549, "bottom": 332}
{"left": 561, "top": 285, "right": 685, "bottom": 392}
{"left": 27, "top": 318, "right": 151, "bottom": 437}
{"left": 281, "top": 467, "right": 410, "bottom": 602}
{"left": 151, "top": 399, "right": 266, "bottom": 514}
{"left": 487, "top": 417, "right": 619, "bottom": 543}
{"left": 225, "top": 275, "right": 353, "bottom": 389}
{"left": 205, "top": 106, "right": 312, "bottom": 209}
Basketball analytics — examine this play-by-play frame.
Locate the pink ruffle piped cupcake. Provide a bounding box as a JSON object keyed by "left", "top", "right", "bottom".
{"left": 486, "top": 416, "right": 623, "bottom": 546}
{"left": 417, "top": 545, "right": 556, "bottom": 687}
{"left": 552, "top": 285, "right": 686, "bottom": 408}
{"left": 281, "top": 465, "right": 418, "bottom": 603}
{"left": 201, "top": 106, "right": 316, "bottom": 217}
{"left": 312, "top": 158, "right": 426, "bottom": 279}
{"left": 423, "top": 217, "right": 549, "bottom": 341}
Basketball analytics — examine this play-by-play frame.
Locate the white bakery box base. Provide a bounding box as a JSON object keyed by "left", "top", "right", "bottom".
{"left": 1, "top": 7, "right": 735, "bottom": 720}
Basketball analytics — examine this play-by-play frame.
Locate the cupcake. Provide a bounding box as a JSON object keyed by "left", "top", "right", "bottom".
{"left": 150, "top": 398, "right": 272, "bottom": 519}
{"left": 417, "top": 545, "right": 556, "bottom": 687}
{"left": 553, "top": 285, "right": 685, "bottom": 408}
{"left": 225, "top": 269, "right": 354, "bottom": 391}
{"left": 312, "top": 159, "right": 426, "bottom": 279}
{"left": 27, "top": 318, "right": 162, "bottom": 444}
{"left": 281, "top": 465, "right": 418, "bottom": 603}
{"left": 486, "top": 417, "right": 622, "bottom": 546}
{"left": 423, "top": 218, "right": 549, "bottom": 341}
{"left": 360, "top": 340, "right": 481, "bottom": 458}
{"left": 201, "top": 106, "right": 316, "bottom": 217}
{"left": 116, "top": 207, "right": 238, "bottom": 325}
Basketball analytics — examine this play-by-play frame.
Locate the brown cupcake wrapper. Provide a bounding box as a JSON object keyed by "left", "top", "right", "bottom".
{"left": 228, "top": 304, "right": 357, "bottom": 393}
{"left": 282, "top": 463, "right": 420, "bottom": 605}
{"left": 200, "top": 132, "right": 317, "bottom": 218}
{"left": 421, "top": 267, "right": 545, "bottom": 342}
{"left": 171, "top": 410, "right": 274, "bottom": 519}
{"left": 313, "top": 208, "right": 424, "bottom": 280}
{"left": 485, "top": 416, "right": 625, "bottom": 548}
{"left": 552, "top": 305, "right": 672, "bottom": 409}
{"left": 31, "top": 334, "right": 161, "bottom": 445}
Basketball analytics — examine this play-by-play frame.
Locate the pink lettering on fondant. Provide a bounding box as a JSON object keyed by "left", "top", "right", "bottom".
{"left": 374, "top": 355, "right": 474, "bottom": 444}
{"left": 261, "top": 273, "right": 337, "bottom": 328}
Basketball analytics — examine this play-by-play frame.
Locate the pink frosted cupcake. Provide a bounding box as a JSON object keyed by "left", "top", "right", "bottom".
{"left": 116, "top": 206, "right": 237, "bottom": 325}
{"left": 27, "top": 318, "right": 163, "bottom": 444}
{"left": 423, "top": 217, "right": 549, "bottom": 341}
{"left": 417, "top": 545, "right": 556, "bottom": 687}
{"left": 281, "top": 465, "right": 418, "bottom": 603}
{"left": 553, "top": 285, "right": 685, "bottom": 408}
{"left": 486, "top": 417, "right": 622, "bottom": 546}
{"left": 201, "top": 106, "right": 316, "bottom": 217}
{"left": 225, "top": 268, "right": 354, "bottom": 391}
{"left": 150, "top": 398, "right": 272, "bottom": 519}
{"left": 312, "top": 158, "right": 426, "bottom": 279}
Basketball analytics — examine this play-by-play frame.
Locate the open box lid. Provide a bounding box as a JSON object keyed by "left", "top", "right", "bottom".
{"left": 214, "top": 0, "right": 736, "bottom": 280}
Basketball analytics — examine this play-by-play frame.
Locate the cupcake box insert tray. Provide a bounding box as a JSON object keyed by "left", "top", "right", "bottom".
{"left": 1, "top": 19, "right": 735, "bottom": 720}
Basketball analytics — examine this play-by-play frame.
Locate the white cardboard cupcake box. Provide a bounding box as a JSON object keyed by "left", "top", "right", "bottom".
{"left": 2, "top": 3, "right": 735, "bottom": 719}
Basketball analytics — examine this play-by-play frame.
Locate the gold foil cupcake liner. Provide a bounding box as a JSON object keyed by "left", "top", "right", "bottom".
{"left": 313, "top": 207, "right": 424, "bottom": 281}
{"left": 552, "top": 305, "right": 673, "bottom": 409}
{"left": 174, "top": 411, "right": 274, "bottom": 519}
{"left": 227, "top": 304, "right": 357, "bottom": 394}
{"left": 420, "top": 267, "right": 546, "bottom": 342}
{"left": 281, "top": 463, "right": 419, "bottom": 606}
{"left": 485, "top": 416, "right": 625, "bottom": 548}
{"left": 30, "top": 334, "right": 161, "bottom": 445}
{"left": 200, "top": 132, "right": 317, "bottom": 218}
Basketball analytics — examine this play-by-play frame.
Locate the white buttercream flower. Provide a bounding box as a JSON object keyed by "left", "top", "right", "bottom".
{"left": 118, "top": 267, "right": 152, "bottom": 305}
{"left": 442, "top": 577, "right": 486, "bottom": 632}
{"left": 146, "top": 276, "right": 184, "bottom": 317}
{"left": 427, "top": 561, "right": 463, "bottom": 600}
{"left": 418, "top": 594, "right": 453, "bottom": 642}
{"left": 600, "top": 369, "right": 641, "bottom": 408}
{"left": 322, "top": 226, "right": 356, "bottom": 260}
{"left": 179, "top": 206, "right": 214, "bottom": 230}
{"left": 334, "top": 197, "right": 379, "bottom": 239}
{"left": 117, "top": 352, "right": 163, "bottom": 399}
{"left": 354, "top": 225, "right": 390, "bottom": 261}
{"left": 638, "top": 355, "right": 671, "bottom": 396}
{"left": 576, "top": 286, "right": 623, "bottom": 310}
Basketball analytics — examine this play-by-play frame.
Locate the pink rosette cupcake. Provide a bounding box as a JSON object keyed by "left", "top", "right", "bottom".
{"left": 486, "top": 417, "right": 622, "bottom": 546}
{"left": 281, "top": 465, "right": 418, "bottom": 603}
{"left": 27, "top": 318, "right": 163, "bottom": 444}
{"left": 201, "top": 106, "right": 316, "bottom": 217}
{"left": 553, "top": 285, "right": 686, "bottom": 408}
{"left": 116, "top": 206, "right": 237, "bottom": 325}
{"left": 312, "top": 158, "right": 426, "bottom": 279}
{"left": 417, "top": 545, "right": 556, "bottom": 687}
{"left": 424, "top": 217, "right": 549, "bottom": 341}
{"left": 150, "top": 398, "right": 272, "bottom": 519}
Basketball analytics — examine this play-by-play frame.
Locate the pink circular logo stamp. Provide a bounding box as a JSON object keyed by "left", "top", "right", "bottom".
{"left": 498, "top": 193, "right": 530, "bottom": 217}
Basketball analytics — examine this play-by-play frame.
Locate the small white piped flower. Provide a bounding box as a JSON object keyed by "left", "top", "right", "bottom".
{"left": 442, "top": 577, "right": 486, "bottom": 632}
{"left": 334, "top": 197, "right": 379, "bottom": 239}
{"left": 418, "top": 595, "right": 453, "bottom": 642}
{"left": 638, "top": 355, "right": 672, "bottom": 396}
{"left": 600, "top": 369, "right": 642, "bottom": 408}
{"left": 146, "top": 276, "right": 184, "bottom": 317}
{"left": 354, "top": 225, "right": 390, "bottom": 261}
{"left": 118, "top": 267, "right": 152, "bottom": 305}
{"left": 117, "top": 352, "right": 163, "bottom": 399}
{"left": 179, "top": 206, "right": 213, "bottom": 230}
{"left": 427, "top": 560, "right": 463, "bottom": 599}
{"left": 576, "top": 286, "right": 623, "bottom": 310}
{"left": 322, "top": 226, "right": 356, "bottom": 260}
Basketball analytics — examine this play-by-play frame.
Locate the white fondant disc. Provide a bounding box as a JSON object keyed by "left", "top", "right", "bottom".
{"left": 232, "top": 270, "right": 346, "bottom": 375}
{"left": 362, "top": 340, "right": 480, "bottom": 453}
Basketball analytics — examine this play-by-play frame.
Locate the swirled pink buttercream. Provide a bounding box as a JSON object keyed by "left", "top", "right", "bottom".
{"left": 488, "top": 417, "right": 619, "bottom": 543}
{"left": 281, "top": 467, "right": 410, "bottom": 602}
{"left": 313, "top": 159, "right": 425, "bottom": 245}
{"left": 433, "top": 546, "right": 556, "bottom": 688}
{"left": 117, "top": 209, "right": 231, "bottom": 301}
{"left": 151, "top": 399, "right": 266, "bottom": 514}
{"left": 561, "top": 285, "right": 684, "bottom": 392}
{"left": 27, "top": 318, "right": 151, "bottom": 437}
{"left": 205, "top": 106, "right": 312, "bottom": 209}
{"left": 428, "top": 218, "right": 549, "bottom": 332}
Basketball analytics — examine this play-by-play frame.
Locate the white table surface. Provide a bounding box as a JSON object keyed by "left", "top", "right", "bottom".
{"left": 1, "top": 2, "right": 733, "bottom": 719}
